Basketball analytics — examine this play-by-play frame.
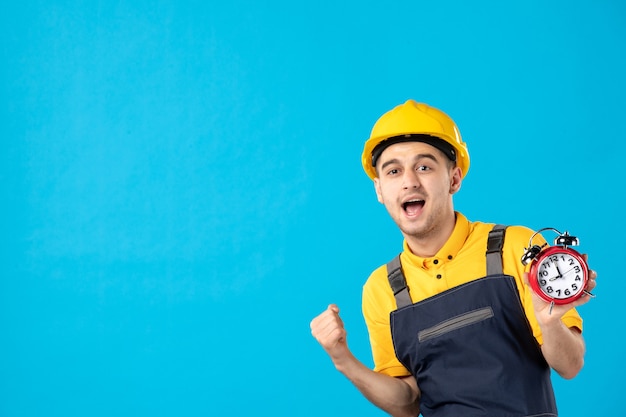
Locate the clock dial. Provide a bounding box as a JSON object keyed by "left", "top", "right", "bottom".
{"left": 530, "top": 246, "right": 588, "bottom": 304}
{"left": 537, "top": 252, "right": 585, "bottom": 300}
{"left": 522, "top": 229, "right": 589, "bottom": 305}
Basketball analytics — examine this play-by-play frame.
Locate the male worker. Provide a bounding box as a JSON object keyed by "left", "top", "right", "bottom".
{"left": 310, "top": 100, "right": 596, "bottom": 416}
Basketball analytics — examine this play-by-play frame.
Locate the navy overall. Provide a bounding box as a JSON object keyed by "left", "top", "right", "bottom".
{"left": 386, "top": 225, "right": 557, "bottom": 417}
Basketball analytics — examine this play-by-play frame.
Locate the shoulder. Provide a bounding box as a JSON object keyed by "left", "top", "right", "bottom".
{"left": 501, "top": 225, "right": 548, "bottom": 258}
{"left": 362, "top": 260, "right": 398, "bottom": 318}
{"left": 461, "top": 219, "right": 544, "bottom": 268}
{"left": 363, "top": 262, "right": 393, "bottom": 298}
{"left": 465, "top": 219, "right": 541, "bottom": 248}
{"left": 503, "top": 224, "right": 540, "bottom": 242}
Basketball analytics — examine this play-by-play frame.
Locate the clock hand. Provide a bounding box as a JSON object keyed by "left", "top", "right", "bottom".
{"left": 549, "top": 265, "right": 563, "bottom": 281}
{"left": 559, "top": 265, "right": 579, "bottom": 278}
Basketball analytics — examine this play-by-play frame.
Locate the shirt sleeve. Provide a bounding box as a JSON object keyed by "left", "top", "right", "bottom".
{"left": 362, "top": 267, "right": 411, "bottom": 377}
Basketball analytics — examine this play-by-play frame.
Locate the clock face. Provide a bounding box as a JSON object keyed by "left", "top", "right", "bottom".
{"left": 531, "top": 246, "right": 588, "bottom": 304}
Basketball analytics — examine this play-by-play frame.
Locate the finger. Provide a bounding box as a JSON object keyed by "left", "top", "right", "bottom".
{"left": 586, "top": 266, "right": 597, "bottom": 292}
{"left": 310, "top": 304, "right": 339, "bottom": 328}
{"left": 311, "top": 306, "right": 343, "bottom": 335}
{"left": 586, "top": 276, "right": 597, "bottom": 292}
{"left": 311, "top": 315, "right": 347, "bottom": 348}
{"left": 327, "top": 304, "right": 343, "bottom": 326}
{"left": 317, "top": 310, "right": 345, "bottom": 335}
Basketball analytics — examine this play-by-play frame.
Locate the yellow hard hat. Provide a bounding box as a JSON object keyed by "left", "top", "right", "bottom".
{"left": 361, "top": 100, "right": 470, "bottom": 180}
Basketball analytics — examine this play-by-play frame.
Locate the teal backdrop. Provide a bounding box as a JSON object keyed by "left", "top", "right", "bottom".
{"left": 2, "top": 1, "right": 624, "bottom": 416}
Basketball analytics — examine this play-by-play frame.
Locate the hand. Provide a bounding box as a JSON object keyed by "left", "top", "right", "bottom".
{"left": 310, "top": 304, "right": 349, "bottom": 359}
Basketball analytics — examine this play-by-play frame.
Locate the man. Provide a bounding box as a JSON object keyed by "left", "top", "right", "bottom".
{"left": 310, "top": 100, "right": 596, "bottom": 417}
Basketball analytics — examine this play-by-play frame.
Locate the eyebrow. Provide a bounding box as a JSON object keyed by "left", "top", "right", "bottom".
{"left": 379, "top": 153, "right": 439, "bottom": 172}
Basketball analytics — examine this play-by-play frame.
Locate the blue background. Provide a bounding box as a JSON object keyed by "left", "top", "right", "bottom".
{"left": 2, "top": 1, "right": 624, "bottom": 416}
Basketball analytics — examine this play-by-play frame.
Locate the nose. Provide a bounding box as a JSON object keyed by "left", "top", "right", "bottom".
{"left": 402, "top": 169, "right": 420, "bottom": 189}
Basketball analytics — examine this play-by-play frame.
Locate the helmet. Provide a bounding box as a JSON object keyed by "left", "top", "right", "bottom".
{"left": 361, "top": 100, "right": 470, "bottom": 180}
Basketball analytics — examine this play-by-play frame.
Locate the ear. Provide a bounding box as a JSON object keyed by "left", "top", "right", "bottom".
{"left": 374, "top": 178, "right": 384, "bottom": 204}
{"left": 449, "top": 166, "right": 463, "bottom": 194}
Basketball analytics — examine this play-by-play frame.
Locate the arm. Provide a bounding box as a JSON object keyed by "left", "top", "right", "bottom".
{"left": 310, "top": 304, "right": 420, "bottom": 417}
{"left": 537, "top": 312, "right": 585, "bottom": 379}
{"left": 530, "top": 261, "right": 597, "bottom": 379}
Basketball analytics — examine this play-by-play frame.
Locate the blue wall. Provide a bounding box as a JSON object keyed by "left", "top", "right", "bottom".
{"left": 2, "top": 1, "right": 624, "bottom": 416}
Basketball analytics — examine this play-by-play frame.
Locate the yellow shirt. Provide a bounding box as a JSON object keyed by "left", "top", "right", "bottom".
{"left": 362, "top": 212, "right": 583, "bottom": 377}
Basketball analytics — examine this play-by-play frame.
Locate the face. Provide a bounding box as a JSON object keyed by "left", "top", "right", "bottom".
{"left": 373, "top": 141, "right": 462, "bottom": 247}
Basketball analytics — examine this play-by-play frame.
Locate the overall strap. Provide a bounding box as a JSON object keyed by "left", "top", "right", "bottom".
{"left": 388, "top": 224, "right": 508, "bottom": 309}
{"left": 486, "top": 224, "right": 507, "bottom": 276}
{"left": 387, "top": 255, "right": 412, "bottom": 309}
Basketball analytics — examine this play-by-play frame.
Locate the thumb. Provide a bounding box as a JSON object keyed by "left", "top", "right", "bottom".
{"left": 328, "top": 304, "right": 340, "bottom": 314}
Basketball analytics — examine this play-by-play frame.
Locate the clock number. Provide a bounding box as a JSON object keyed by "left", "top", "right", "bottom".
{"left": 546, "top": 286, "right": 554, "bottom": 294}
{"left": 540, "top": 279, "right": 547, "bottom": 286}
{"left": 571, "top": 283, "right": 578, "bottom": 291}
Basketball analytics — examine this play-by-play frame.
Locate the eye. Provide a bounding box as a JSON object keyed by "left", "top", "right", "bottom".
{"left": 416, "top": 165, "right": 430, "bottom": 172}
{"left": 386, "top": 168, "right": 400, "bottom": 176}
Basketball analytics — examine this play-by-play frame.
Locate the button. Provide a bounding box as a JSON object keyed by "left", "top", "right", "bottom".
{"left": 436, "top": 274, "right": 442, "bottom": 279}
{"left": 433, "top": 259, "right": 439, "bottom": 265}
{"left": 448, "top": 255, "right": 453, "bottom": 260}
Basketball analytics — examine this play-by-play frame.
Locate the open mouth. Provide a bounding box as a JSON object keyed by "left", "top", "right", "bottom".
{"left": 402, "top": 199, "right": 425, "bottom": 216}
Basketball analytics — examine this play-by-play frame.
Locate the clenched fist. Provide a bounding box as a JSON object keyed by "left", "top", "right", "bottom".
{"left": 310, "top": 304, "right": 349, "bottom": 360}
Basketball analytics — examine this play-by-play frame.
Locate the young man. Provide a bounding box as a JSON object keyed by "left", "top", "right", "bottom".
{"left": 310, "top": 100, "right": 597, "bottom": 417}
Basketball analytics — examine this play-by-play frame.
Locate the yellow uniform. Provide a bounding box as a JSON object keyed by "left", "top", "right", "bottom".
{"left": 362, "top": 212, "right": 583, "bottom": 377}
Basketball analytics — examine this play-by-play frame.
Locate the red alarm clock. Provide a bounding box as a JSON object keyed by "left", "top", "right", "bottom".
{"left": 521, "top": 228, "right": 589, "bottom": 305}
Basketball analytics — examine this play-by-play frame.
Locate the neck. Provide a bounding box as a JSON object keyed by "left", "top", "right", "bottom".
{"left": 404, "top": 212, "right": 457, "bottom": 258}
